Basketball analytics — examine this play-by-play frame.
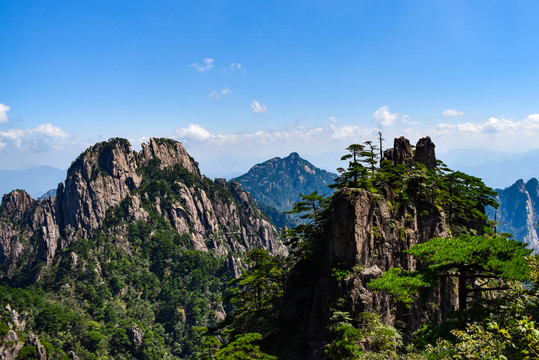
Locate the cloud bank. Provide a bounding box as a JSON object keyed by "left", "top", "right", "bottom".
{"left": 0, "top": 124, "right": 71, "bottom": 151}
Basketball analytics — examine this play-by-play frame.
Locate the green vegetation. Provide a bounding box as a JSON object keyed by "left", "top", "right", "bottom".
{"left": 1, "top": 136, "right": 537, "bottom": 359}
{"left": 369, "top": 234, "right": 531, "bottom": 309}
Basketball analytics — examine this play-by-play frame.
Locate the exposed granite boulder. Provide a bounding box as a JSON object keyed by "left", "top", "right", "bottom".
{"left": 390, "top": 136, "right": 414, "bottom": 167}
{"left": 384, "top": 136, "right": 436, "bottom": 170}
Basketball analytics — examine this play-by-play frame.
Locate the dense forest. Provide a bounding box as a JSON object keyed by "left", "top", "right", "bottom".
{"left": 0, "top": 136, "right": 538, "bottom": 359}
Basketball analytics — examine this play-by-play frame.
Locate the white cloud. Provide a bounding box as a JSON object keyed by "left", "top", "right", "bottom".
{"left": 251, "top": 100, "right": 268, "bottom": 113}
{"left": 230, "top": 63, "right": 245, "bottom": 72}
{"left": 372, "top": 106, "right": 401, "bottom": 126}
{"left": 437, "top": 116, "right": 529, "bottom": 135}
{"left": 0, "top": 142, "right": 6, "bottom": 150}
{"left": 174, "top": 122, "right": 380, "bottom": 147}
{"left": 329, "top": 116, "right": 337, "bottom": 124}
{"left": 175, "top": 124, "right": 212, "bottom": 142}
{"left": 0, "top": 103, "right": 10, "bottom": 123}
{"left": 442, "top": 108, "right": 464, "bottom": 117}
{"left": 0, "top": 123, "right": 71, "bottom": 149}
{"left": 191, "top": 58, "right": 214, "bottom": 72}
{"left": 208, "top": 88, "right": 232, "bottom": 100}
{"left": 432, "top": 113, "right": 539, "bottom": 151}
{"left": 401, "top": 115, "right": 418, "bottom": 126}
{"left": 34, "top": 124, "right": 71, "bottom": 139}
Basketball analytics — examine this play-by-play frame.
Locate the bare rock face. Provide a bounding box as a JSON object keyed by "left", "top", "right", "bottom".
{"left": 391, "top": 136, "right": 414, "bottom": 167}
{"left": 60, "top": 138, "right": 142, "bottom": 238}
{"left": 327, "top": 188, "right": 449, "bottom": 320}
{"left": 414, "top": 136, "right": 436, "bottom": 169}
{"left": 139, "top": 138, "right": 200, "bottom": 175}
{"left": 5, "top": 304, "right": 26, "bottom": 331}
{"left": 304, "top": 177, "right": 452, "bottom": 355}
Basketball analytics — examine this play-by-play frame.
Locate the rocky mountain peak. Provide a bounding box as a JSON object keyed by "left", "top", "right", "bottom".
{"left": 286, "top": 152, "right": 300, "bottom": 160}
{"left": 0, "top": 137, "right": 285, "bottom": 281}
{"left": 234, "top": 153, "right": 337, "bottom": 228}
{"left": 60, "top": 138, "right": 142, "bottom": 238}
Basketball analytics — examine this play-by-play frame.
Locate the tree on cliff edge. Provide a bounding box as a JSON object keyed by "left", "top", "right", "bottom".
{"left": 369, "top": 234, "right": 531, "bottom": 310}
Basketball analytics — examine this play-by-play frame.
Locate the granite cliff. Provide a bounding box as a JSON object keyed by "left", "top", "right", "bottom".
{"left": 494, "top": 177, "right": 539, "bottom": 251}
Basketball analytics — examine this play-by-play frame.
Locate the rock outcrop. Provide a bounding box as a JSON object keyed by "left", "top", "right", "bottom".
{"left": 0, "top": 137, "right": 286, "bottom": 281}
{"left": 384, "top": 136, "right": 414, "bottom": 168}
{"left": 25, "top": 333, "right": 47, "bottom": 360}
{"left": 414, "top": 136, "right": 436, "bottom": 170}
{"left": 0, "top": 330, "right": 22, "bottom": 360}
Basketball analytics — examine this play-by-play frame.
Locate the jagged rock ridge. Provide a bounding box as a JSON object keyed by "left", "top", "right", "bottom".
{"left": 0, "top": 137, "right": 286, "bottom": 281}
{"left": 494, "top": 177, "right": 539, "bottom": 251}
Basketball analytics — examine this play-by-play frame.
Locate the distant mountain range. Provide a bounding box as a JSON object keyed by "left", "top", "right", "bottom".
{"left": 442, "top": 148, "right": 539, "bottom": 189}
{"left": 234, "top": 152, "right": 337, "bottom": 228}
{"left": 493, "top": 178, "right": 539, "bottom": 251}
{"left": 0, "top": 166, "right": 65, "bottom": 200}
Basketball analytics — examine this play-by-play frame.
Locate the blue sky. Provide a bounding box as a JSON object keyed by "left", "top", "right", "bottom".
{"left": 2, "top": 0, "right": 539, "bottom": 178}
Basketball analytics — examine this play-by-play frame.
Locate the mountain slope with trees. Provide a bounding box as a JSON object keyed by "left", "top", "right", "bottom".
{"left": 0, "top": 137, "right": 285, "bottom": 359}
{"left": 234, "top": 152, "right": 337, "bottom": 229}
{"left": 211, "top": 136, "right": 535, "bottom": 359}
{"left": 1, "top": 135, "right": 536, "bottom": 359}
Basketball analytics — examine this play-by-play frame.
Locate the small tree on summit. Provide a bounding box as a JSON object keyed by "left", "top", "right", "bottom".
{"left": 361, "top": 140, "right": 379, "bottom": 174}
{"left": 331, "top": 144, "right": 370, "bottom": 189}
